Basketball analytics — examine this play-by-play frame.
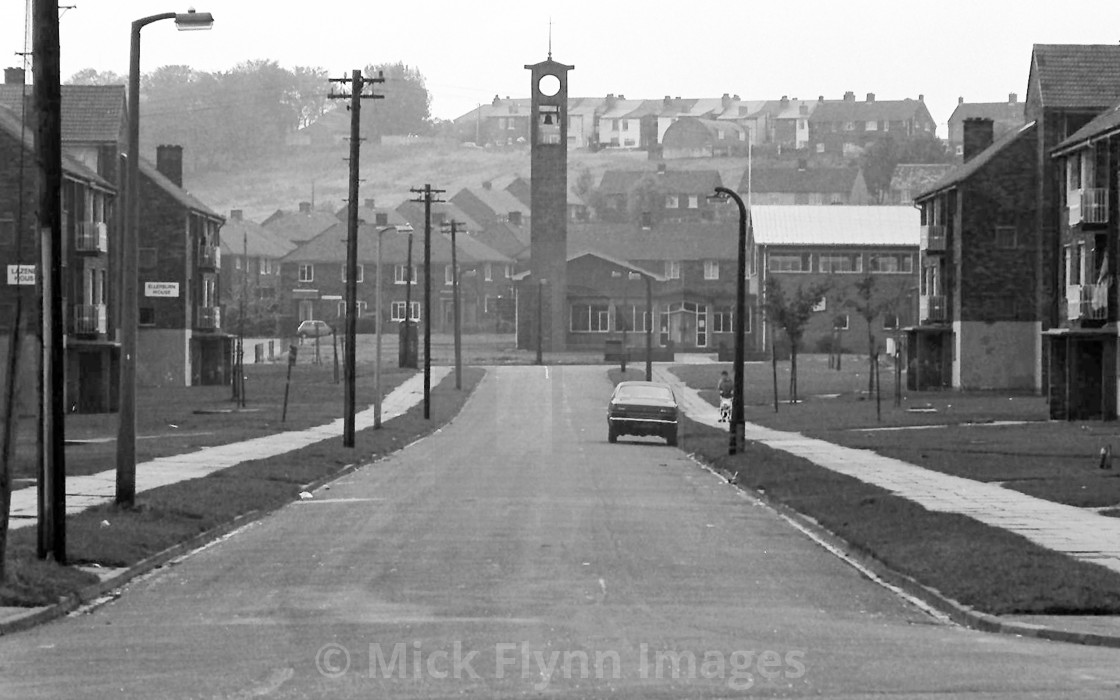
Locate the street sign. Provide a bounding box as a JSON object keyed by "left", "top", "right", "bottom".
{"left": 6, "top": 264, "right": 35, "bottom": 286}
{"left": 144, "top": 282, "right": 180, "bottom": 297}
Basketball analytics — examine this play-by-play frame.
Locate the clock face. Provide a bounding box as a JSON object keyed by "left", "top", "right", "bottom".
{"left": 538, "top": 74, "right": 561, "bottom": 97}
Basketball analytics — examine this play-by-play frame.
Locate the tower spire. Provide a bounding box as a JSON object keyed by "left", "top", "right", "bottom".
{"left": 548, "top": 17, "right": 552, "bottom": 60}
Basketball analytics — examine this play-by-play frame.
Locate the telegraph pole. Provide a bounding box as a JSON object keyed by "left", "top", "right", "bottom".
{"left": 443, "top": 220, "right": 466, "bottom": 390}
{"left": 329, "top": 68, "right": 383, "bottom": 447}
{"left": 410, "top": 185, "right": 445, "bottom": 419}
{"left": 34, "top": 0, "right": 65, "bottom": 563}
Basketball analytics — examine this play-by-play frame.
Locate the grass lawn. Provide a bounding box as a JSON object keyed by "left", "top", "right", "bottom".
{"left": 0, "top": 367, "right": 484, "bottom": 608}
{"left": 671, "top": 356, "right": 1120, "bottom": 511}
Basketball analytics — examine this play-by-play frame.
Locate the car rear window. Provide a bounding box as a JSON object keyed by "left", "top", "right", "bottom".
{"left": 616, "top": 385, "right": 673, "bottom": 401}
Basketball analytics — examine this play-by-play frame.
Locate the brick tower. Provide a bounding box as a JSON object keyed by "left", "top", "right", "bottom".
{"left": 525, "top": 54, "right": 573, "bottom": 352}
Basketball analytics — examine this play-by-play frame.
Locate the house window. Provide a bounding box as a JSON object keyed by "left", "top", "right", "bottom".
{"left": 704, "top": 260, "right": 719, "bottom": 280}
{"left": 883, "top": 313, "right": 899, "bottom": 329}
{"left": 340, "top": 264, "right": 364, "bottom": 283}
{"left": 614, "top": 304, "right": 649, "bottom": 333}
{"left": 687, "top": 195, "right": 699, "bottom": 209}
{"left": 844, "top": 121, "right": 855, "bottom": 131}
{"left": 866, "top": 121, "right": 877, "bottom": 131}
{"left": 664, "top": 261, "right": 681, "bottom": 279}
{"left": 570, "top": 303, "right": 610, "bottom": 332}
{"left": 666, "top": 194, "right": 680, "bottom": 208}
{"left": 504, "top": 264, "right": 512, "bottom": 278}
{"left": 234, "top": 256, "right": 241, "bottom": 270}
{"left": 712, "top": 306, "right": 733, "bottom": 333}
{"left": 139, "top": 307, "right": 156, "bottom": 326}
{"left": 394, "top": 264, "right": 417, "bottom": 284}
{"left": 445, "top": 265, "right": 455, "bottom": 285}
{"left": 484, "top": 263, "right": 493, "bottom": 281}
{"left": 819, "top": 253, "right": 862, "bottom": 273}
{"left": 336, "top": 300, "right": 368, "bottom": 317}
{"left": 298, "top": 264, "right": 314, "bottom": 282}
{"left": 769, "top": 253, "right": 812, "bottom": 272}
{"left": 391, "top": 301, "right": 420, "bottom": 321}
{"left": 995, "top": 226, "right": 1017, "bottom": 249}
{"left": 834, "top": 314, "right": 850, "bottom": 330}
{"left": 868, "top": 253, "right": 913, "bottom": 274}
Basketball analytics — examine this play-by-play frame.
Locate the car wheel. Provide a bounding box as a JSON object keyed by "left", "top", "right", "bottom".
{"left": 608, "top": 424, "right": 617, "bottom": 443}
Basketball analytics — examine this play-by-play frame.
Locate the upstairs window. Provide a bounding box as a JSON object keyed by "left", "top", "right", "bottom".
{"left": 340, "top": 264, "right": 364, "bottom": 283}
{"left": 664, "top": 261, "right": 681, "bottom": 279}
{"left": 868, "top": 253, "right": 913, "bottom": 274}
{"left": 769, "top": 253, "right": 812, "bottom": 272}
{"left": 819, "top": 253, "right": 862, "bottom": 273}
{"left": 703, "top": 260, "right": 719, "bottom": 280}
{"left": 298, "top": 264, "right": 314, "bottom": 282}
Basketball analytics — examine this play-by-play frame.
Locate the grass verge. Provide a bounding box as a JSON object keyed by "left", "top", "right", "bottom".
{"left": 682, "top": 417, "right": 1120, "bottom": 615}
{"left": 0, "top": 367, "right": 484, "bottom": 607}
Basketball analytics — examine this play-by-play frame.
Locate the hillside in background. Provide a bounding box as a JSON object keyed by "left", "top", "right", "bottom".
{"left": 184, "top": 140, "right": 755, "bottom": 222}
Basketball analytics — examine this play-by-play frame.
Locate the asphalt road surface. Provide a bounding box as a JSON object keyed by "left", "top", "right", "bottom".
{"left": 1, "top": 365, "right": 1119, "bottom": 698}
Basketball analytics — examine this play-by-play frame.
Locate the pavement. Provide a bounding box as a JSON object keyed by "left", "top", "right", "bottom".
{"left": 4, "top": 361, "right": 1120, "bottom": 649}
{"left": 656, "top": 366, "right": 1120, "bottom": 647}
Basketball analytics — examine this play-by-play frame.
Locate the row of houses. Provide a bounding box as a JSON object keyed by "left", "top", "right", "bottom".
{"left": 453, "top": 90, "right": 946, "bottom": 157}
{"left": 906, "top": 43, "right": 1120, "bottom": 420}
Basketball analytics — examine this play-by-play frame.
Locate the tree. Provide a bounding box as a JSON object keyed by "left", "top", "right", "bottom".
{"left": 860, "top": 132, "right": 951, "bottom": 202}
{"left": 360, "top": 62, "right": 432, "bottom": 137}
{"left": 66, "top": 68, "right": 126, "bottom": 85}
{"left": 842, "top": 274, "right": 911, "bottom": 394}
{"left": 626, "top": 173, "right": 669, "bottom": 225}
{"left": 764, "top": 276, "right": 831, "bottom": 403}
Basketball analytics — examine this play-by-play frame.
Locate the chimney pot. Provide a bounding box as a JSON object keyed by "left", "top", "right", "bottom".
{"left": 818, "top": 95, "right": 824, "bottom": 102}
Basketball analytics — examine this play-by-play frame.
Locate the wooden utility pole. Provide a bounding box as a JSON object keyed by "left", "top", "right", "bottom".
{"left": 446, "top": 220, "right": 465, "bottom": 390}
{"left": 410, "top": 185, "right": 445, "bottom": 419}
{"left": 329, "top": 69, "right": 383, "bottom": 447}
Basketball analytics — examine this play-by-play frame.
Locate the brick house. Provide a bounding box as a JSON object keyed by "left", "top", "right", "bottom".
{"left": 887, "top": 164, "right": 954, "bottom": 205}
{"left": 279, "top": 221, "right": 514, "bottom": 336}
{"left": 750, "top": 205, "right": 920, "bottom": 356}
{"left": 660, "top": 117, "right": 749, "bottom": 159}
{"left": 745, "top": 163, "right": 871, "bottom": 205}
{"left": 946, "top": 93, "right": 1025, "bottom": 159}
{"left": 219, "top": 210, "right": 295, "bottom": 335}
{"left": 594, "top": 167, "right": 725, "bottom": 224}
{"left": 0, "top": 103, "right": 119, "bottom": 412}
{"left": 261, "top": 201, "right": 340, "bottom": 247}
{"left": 136, "top": 146, "right": 229, "bottom": 386}
{"left": 808, "top": 92, "right": 937, "bottom": 156}
{"left": 909, "top": 118, "right": 1040, "bottom": 391}
{"left": 1046, "top": 101, "right": 1120, "bottom": 418}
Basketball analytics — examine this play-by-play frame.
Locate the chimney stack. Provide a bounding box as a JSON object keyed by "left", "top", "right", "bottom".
{"left": 962, "top": 117, "right": 994, "bottom": 163}
{"left": 958, "top": 96, "right": 964, "bottom": 104}
{"left": 298, "top": 202, "right": 312, "bottom": 213}
{"left": 1009, "top": 92, "right": 1018, "bottom": 104}
{"left": 843, "top": 91, "right": 855, "bottom": 102}
{"left": 918, "top": 94, "right": 925, "bottom": 102}
{"left": 155, "top": 145, "right": 183, "bottom": 188}
{"left": 375, "top": 212, "right": 388, "bottom": 226}
{"left": 866, "top": 92, "right": 875, "bottom": 103}
{"left": 230, "top": 209, "right": 243, "bottom": 221}
{"left": 4, "top": 67, "right": 25, "bottom": 84}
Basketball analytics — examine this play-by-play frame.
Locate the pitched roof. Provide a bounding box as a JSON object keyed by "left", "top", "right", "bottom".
{"left": 598, "top": 168, "right": 722, "bottom": 195}
{"left": 261, "top": 207, "right": 341, "bottom": 245}
{"left": 394, "top": 200, "right": 482, "bottom": 233}
{"left": 566, "top": 250, "right": 667, "bottom": 282}
{"left": 138, "top": 158, "right": 220, "bottom": 220}
{"left": 888, "top": 164, "right": 955, "bottom": 194}
{"left": 947, "top": 99, "right": 1024, "bottom": 129}
{"left": 750, "top": 205, "right": 919, "bottom": 247}
{"left": 1029, "top": 44, "right": 1120, "bottom": 110}
{"left": 0, "top": 104, "right": 114, "bottom": 190}
{"left": 280, "top": 221, "right": 509, "bottom": 265}
{"left": 219, "top": 215, "right": 295, "bottom": 259}
{"left": 808, "top": 97, "right": 932, "bottom": 124}
{"left": 916, "top": 122, "right": 1037, "bottom": 199}
{"left": 452, "top": 186, "right": 530, "bottom": 220}
{"left": 568, "top": 221, "right": 737, "bottom": 261}
{"left": 744, "top": 167, "right": 859, "bottom": 194}
{"left": 0, "top": 84, "right": 125, "bottom": 144}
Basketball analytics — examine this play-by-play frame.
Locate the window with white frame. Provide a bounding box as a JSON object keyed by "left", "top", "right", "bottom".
{"left": 504, "top": 264, "right": 512, "bottom": 278}
{"left": 394, "top": 264, "right": 417, "bottom": 284}
{"left": 444, "top": 265, "right": 455, "bottom": 285}
{"left": 298, "top": 264, "right": 314, "bottom": 282}
{"left": 391, "top": 301, "right": 420, "bottom": 321}
{"left": 340, "top": 264, "right": 364, "bottom": 283}
{"left": 687, "top": 195, "right": 699, "bottom": 209}
{"left": 819, "top": 253, "right": 862, "bottom": 273}
{"left": 570, "top": 303, "right": 610, "bottom": 332}
{"left": 666, "top": 194, "right": 679, "bottom": 208}
{"left": 833, "top": 314, "right": 850, "bottom": 330}
{"left": 866, "top": 121, "right": 878, "bottom": 131}
{"left": 712, "top": 306, "right": 733, "bottom": 333}
{"left": 703, "top": 260, "right": 719, "bottom": 280}
{"left": 484, "top": 263, "right": 493, "bottom": 281}
{"left": 336, "top": 300, "right": 367, "bottom": 317}
{"left": 868, "top": 252, "right": 913, "bottom": 274}
{"left": 234, "top": 256, "right": 241, "bottom": 270}
{"left": 769, "top": 253, "right": 812, "bottom": 272}
{"left": 664, "top": 260, "right": 681, "bottom": 279}
{"left": 614, "top": 304, "right": 649, "bottom": 333}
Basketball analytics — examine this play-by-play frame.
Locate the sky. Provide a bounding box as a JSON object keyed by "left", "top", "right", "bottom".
{"left": 4, "top": 1, "right": 1120, "bottom": 135}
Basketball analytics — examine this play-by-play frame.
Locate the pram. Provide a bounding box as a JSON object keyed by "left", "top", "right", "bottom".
{"left": 719, "top": 396, "right": 732, "bottom": 422}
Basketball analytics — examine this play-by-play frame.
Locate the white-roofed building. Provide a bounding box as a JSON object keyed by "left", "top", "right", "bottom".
{"left": 749, "top": 205, "right": 920, "bottom": 356}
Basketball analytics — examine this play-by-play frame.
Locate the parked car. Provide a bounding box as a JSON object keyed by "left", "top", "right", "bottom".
{"left": 296, "top": 319, "right": 332, "bottom": 339}
{"left": 607, "top": 380, "right": 679, "bottom": 446}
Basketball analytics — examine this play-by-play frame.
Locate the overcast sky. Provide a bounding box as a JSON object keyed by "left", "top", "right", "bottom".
{"left": 4, "top": 1, "right": 1120, "bottom": 134}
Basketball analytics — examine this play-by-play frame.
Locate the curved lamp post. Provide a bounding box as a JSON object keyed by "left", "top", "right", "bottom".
{"left": 117, "top": 9, "right": 213, "bottom": 507}
{"left": 712, "top": 186, "right": 747, "bottom": 455}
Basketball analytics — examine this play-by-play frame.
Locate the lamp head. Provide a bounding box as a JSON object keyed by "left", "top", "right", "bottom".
{"left": 175, "top": 9, "right": 214, "bottom": 30}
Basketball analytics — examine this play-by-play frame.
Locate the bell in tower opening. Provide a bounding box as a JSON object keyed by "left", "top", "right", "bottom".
{"left": 538, "top": 105, "right": 561, "bottom": 144}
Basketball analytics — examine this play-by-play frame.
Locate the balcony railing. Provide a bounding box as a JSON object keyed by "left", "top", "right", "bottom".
{"left": 919, "top": 295, "right": 947, "bottom": 323}
{"left": 72, "top": 303, "right": 107, "bottom": 335}
{"left": 1082, "top": 188, "right": 1108, "bottom": 225}
{"left": 920, "top": 224, "right": 946, "bottom": 251}
{"left": 1067, "top": 284, "right": 1109, "bottom": 320}
{"left": 196, "top": 306, "right": 221, "bottom": 330}
{"left": 198, "top": 245, "right": 220, "bottom": 270}
{"left": 75, "top": 221, "right": 108, "bottom": 254}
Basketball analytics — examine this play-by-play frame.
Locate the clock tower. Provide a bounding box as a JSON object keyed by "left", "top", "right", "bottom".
{"left": 524, "top": 54, "right": 573, "bottom": 352}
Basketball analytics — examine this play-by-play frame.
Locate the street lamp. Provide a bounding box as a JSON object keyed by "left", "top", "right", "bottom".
{"left": 117, "top": 9, "right": 213, "bottom": 507}
{"left": 711, "top": 186, "right": 748, "bottom": 455}
{"left": 375, "top": 224, "right": 410, "bottom": 428}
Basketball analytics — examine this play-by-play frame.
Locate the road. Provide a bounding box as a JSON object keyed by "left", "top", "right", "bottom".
{"left": 1, "top": 365, "right": 1118, "bottom": 698}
